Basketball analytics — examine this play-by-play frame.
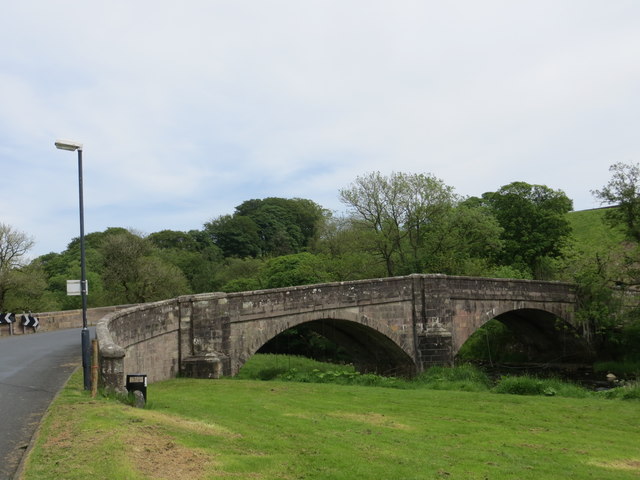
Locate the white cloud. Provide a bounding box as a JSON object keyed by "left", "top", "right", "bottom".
{"left": 1, "top": 0, "right": 639, "bottom": 256}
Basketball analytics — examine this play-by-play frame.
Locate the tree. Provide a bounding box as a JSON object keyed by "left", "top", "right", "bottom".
{"left": 214, "top": 257, "right": 265, "bottom": 292}
{"left": 477, "top": 182, "right": 573, "bottom": 278}
{"left": 311, "top": 215, "right": 387, "bottom": 280}
{"left": 204, "top": 214, "right": 261, "bottom": 258}
{"left": 149, "top": 230, "right": 222, "bottom": 293}
{"left": 592, "top": 162, "right": 640, "bottom": 241}
{"left": 421, "top": 204, "right": 504, "bottom": 275}
{"left": 3, "top": 260, "right": 58, "bottom": 312}
{"left": 147, "top": 230, "right": 202, "bottom": 251}
{"left": 0, "top": 223, "right": 35, "bottom": 310}
{"left": 339, "top": 171, "right": 497, "bottom": 276}
{"left": 204, "top": 197, "right": 328, "bottom": 258}
{"left": 262, "top": 253, "right": 334, "bottom": 289}
{"left": 101, "top": 230, "right": 190, "bottom": 303}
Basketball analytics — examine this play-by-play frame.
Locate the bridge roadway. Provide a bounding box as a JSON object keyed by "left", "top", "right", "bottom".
{"left": 0, "top": 328, "right": 92, "bottom": 480}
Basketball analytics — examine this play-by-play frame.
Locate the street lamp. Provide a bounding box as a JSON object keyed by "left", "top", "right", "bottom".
{"left": 55, "top": 139, "right": 91, "bottom": 391}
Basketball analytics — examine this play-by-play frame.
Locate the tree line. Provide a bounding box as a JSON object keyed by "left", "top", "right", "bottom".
{"left": 1, "top": 164, "right": 639, "bottom": 362}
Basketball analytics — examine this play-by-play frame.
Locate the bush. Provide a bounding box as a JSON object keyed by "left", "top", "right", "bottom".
{"left": 493, "top": 375, "right": 589, "bottom": 398}
{"left": 415, "top": 364, "right": 491, "bottom": 392}
{"left": 493, "top": 375, "right": 547, "bottom": 395}
{"left": 278, "top": 368, "right": 410, "bottom": 389}
{"left": 596, "top": 381, "right": 640, "bottom": 401}
{"left": 239, "top": 354, "right": 633, "bottom": 400}
{"left": 236, "top": 354, "right": 356, "bottom": 381}
{"left": 255, "top": 366, "right": 290, "bottom": 381}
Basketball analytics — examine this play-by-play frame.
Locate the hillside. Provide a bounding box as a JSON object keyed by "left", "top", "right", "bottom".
{"left": 567, "top": 207, "right": 625, "bottom": 255}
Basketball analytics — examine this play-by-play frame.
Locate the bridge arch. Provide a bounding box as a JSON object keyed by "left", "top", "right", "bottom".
{"left": 247, "top": 316, "right": 417, "bottom": 376}
{"left": 452, "top": 305, "right": 587, "bottom": 363}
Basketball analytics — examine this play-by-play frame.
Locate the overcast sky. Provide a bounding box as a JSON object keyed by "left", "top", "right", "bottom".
{"left": 1, "top": 1, "right": 639, "bottom": 258}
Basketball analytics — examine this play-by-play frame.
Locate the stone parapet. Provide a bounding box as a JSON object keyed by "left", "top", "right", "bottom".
{"left": 96, "top": 299, "right": 180, "bottom": 391}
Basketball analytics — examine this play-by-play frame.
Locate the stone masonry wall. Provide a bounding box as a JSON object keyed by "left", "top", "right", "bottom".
{"left": 0, "top": 304, "right": 137, "bottom": 336}
{"left": 97, "top": 299, "right": 180, "bottom": 389}
{"left": 186, "top": 277, "right": 419, "bottom": 376}
{"left": 420, "top": 275, "right": 576, "bottom": 360}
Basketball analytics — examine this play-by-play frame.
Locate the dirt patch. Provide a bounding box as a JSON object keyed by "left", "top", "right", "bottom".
{"left": 129, "top": 409, "right": 241, "bottom": 439}
{"left": 591, "top": 459, "right": 640, "bottom": 472}
{"left": 127, "top": 426, "right": 216, "bottom": 480}
{"left": 42, "top": 406, "right": 80, "bottom": 450}
{"left": 285, "top": 411, "right": 412, "bottom": 430}
{"left": 331, "top": 412, "right": 412, "bottom": 430}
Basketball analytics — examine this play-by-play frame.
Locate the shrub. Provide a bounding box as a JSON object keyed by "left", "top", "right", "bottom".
{"left": 596, "top": 381, "right": 640, "bottom": 400}
{"left": 235, "top": 354, "right": 355, "bottom": 380}
{"left": 277, "top": 368, "right": 409, "bottom": 389}
{"left": 493, "top": 375, "right": 589, "bottom": 398}
{"left": 493, "top": 375, "right": 546, "bottom": 395}
{"left": 415, "top": 364, "right": 492, "bottom": 392}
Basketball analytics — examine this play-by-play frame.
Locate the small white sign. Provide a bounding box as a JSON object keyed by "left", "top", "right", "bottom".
{"left": 67, "top": 280, "right": 88, "bottom": 296}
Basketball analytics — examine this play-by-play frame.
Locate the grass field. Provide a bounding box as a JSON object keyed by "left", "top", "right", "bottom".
{"left": 22, "top": 364, "right": 640, "bottom": 480}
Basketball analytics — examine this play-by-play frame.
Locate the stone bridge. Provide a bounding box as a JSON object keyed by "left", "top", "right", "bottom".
{"left": 97, "top": 274, "right": 585, "bottom": 390}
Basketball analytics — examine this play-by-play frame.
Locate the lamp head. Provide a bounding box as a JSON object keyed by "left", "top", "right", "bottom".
{"left": 55, "top": 139, "right": 83, "bottom": 151}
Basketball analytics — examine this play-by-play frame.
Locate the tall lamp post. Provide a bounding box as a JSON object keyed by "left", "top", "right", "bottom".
{"left": 55, "top": 139, "right": 91, "bottom": 391}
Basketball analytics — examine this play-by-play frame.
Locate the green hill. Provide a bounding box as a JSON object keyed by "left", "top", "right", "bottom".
{"left": 567, "top": 207, "right": 625, "bottom": 255}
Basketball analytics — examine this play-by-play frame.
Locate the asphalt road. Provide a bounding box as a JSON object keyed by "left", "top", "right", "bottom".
{"left": 0, "top": 328, "right": 92, "bottom": 480}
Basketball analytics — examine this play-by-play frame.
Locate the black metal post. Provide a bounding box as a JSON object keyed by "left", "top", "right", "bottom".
{"left": 78, "top": 148, "right": 91, "bottom": 391}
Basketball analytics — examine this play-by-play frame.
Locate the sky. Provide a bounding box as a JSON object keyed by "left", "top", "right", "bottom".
{"left": 1, "top": 1, "right": 639, "bottom": 258}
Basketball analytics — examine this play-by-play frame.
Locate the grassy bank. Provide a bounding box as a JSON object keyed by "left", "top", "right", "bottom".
{"left": 236, "top": 354, "right": 640, "bottom": 398}
{"left": 22, "top": 364, "right": 640, "bottom": 480}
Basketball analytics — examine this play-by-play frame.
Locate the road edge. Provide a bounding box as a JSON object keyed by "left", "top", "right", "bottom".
{"left": 11, "top": 367, "right": 80, "bottom": 480}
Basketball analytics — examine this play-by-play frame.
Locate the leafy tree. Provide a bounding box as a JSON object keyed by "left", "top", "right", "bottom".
{"left": 592, "top": 162, "right": 640, "bottom": 241}
{"left": 312, "top": 216, "right": 387, "bottom": 280}
{"left": 149, "top": 230, "right": 223, "bottom": 293}
{"left": 2, "top": 260, "right": 58, "bottom": 312}
{"left": 236, "top": 197, "right": 327, "bottom": 249}
{"left": 37, "top": 233, "right": 109, "bottom": 309}
{"left": 147, "top": 229, "right": 202, "bottom": 250}
{"left": 476, "top": 182, "right": 573, "bottom": 278}
{"left": 205, "top": 198, "right": 327, "bottom": 258}
{"left": 46, "top": 265, "right": 105, "bottom": 310}
{"left": 339, "top": 172, "right": 502, "bottom": 276}
{"left": 204, "top": 214, "right": 261, "bottom": 258}
{"left": 567, "top": 242, "right": 640, "bottom": 357}
{"left": 418, "top": 204, "right": 504, "bottom": 275}
{"left": 0, "top": 223, "right": 35, "bottom": 310}
{"left": 339, "top": 172, "right": 457, "bottom": 276}
{"left": 214, "top": 257, "right": 265, "bottom": 292}
{"left": 101, "top": 230, "right": 190, "bottom": 303}
{"left": 134, "top": 256, "right": 191, "bottom": 302}
{"left": 262, "top": 253, "right": 334, "bottom": 289}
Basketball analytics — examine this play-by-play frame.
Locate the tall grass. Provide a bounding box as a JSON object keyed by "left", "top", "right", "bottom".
{"left": 596, "top": 381, "right": 640, "bottom": 400}
{"left": 414, "top": 363, "right": 492, "bottom": 392}
{"left": 234, "top": 354, "right": 348, "bottom": 380}
{"left": 492, "top": 375, "right": 590, "bottom": 398}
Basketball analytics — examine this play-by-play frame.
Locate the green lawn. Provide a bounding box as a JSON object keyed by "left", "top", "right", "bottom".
{"left": 22, "top": 371, "right": 640, "bottom": 480}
